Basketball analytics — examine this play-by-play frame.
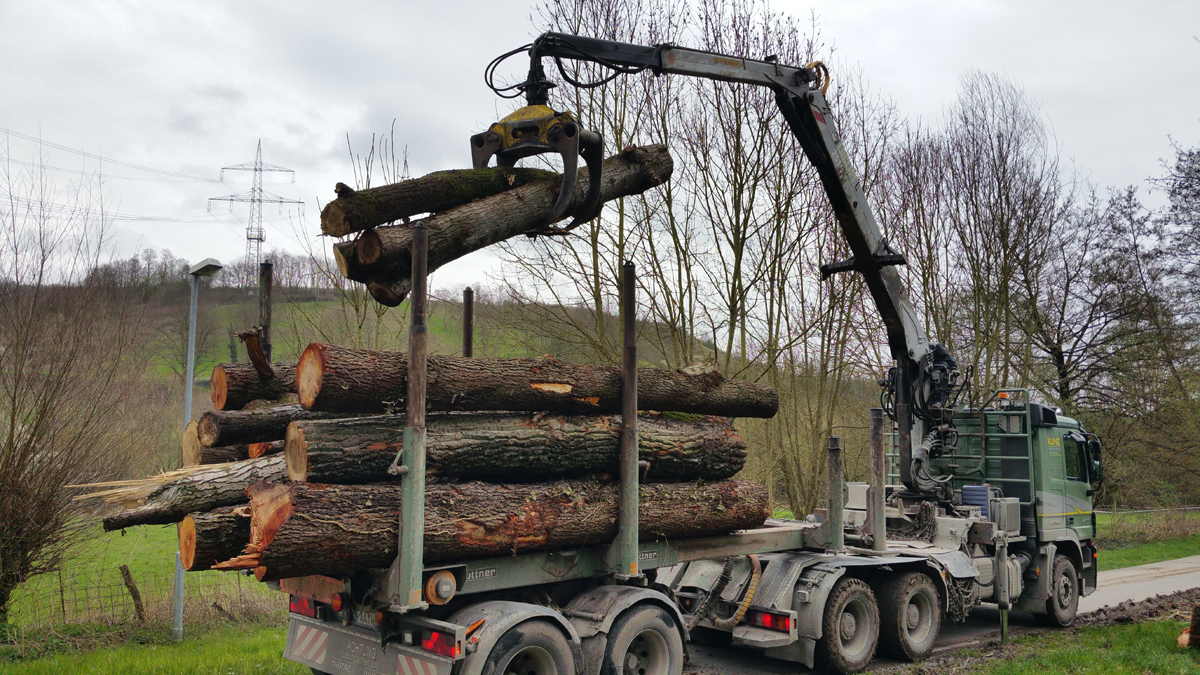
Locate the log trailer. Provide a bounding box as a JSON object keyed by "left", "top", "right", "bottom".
{"left": 277, "top": 33, "right": 1104, "bottom": 675}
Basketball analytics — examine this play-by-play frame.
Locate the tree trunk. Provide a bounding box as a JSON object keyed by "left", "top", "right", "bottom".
{"left": 297, "top": 345, "right": 778, "bottom": 418}
{"left": 210, "top": 363, "right": 297, "bottom": 411}
{"left": 335, "top": 145, "right": 673, "bottom": 306}
{"left": 179, "top": 508, "right": 252, "bottom": 571}
{"left": 321, "top": 168, "right": 557, "bottom": 237}
{"left": 286, "top": 412, "right": 746, "bottom": 484}
{"left": 102, "top": 456, "right": 287, "bottom": 531}
{"left": 215, "top": 479, "right": 767, "bottom": 579}
{"left": 197, "top": 404, "right": 345, "bottom": 447}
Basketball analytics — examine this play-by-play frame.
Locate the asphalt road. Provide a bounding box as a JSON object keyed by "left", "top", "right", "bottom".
{"left": 685, "top": 555, "right": 1200, "bottom": 674}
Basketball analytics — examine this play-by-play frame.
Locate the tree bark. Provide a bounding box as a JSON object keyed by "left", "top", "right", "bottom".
{"left": 286, "top": 412, "right": 746, "bottom": 484}
{"left": 297, "top": 344, "right": 778, "bottom": 418}
{"left": 210, "top": 363, "right": 298, "bottom": 411}
{"left": 102, "top": 456, "right": 287, "bottom": 531}
{"left": 197, "top": 404, "right": 345, "bottom": 447}
{"left": 179, "top": 507, "right": 252, "bottom": 571}
{"left": 337, "top": 145, "right": 673, "bottom": 306}
{"left": 216, "top": 479, "right": 767, "bottom": 579}
{"left": 321, "top": 168, "right": 557, "bottom": 237}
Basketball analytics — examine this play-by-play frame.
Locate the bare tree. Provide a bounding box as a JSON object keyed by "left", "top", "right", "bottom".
{"left": 0, "top": 143, "right": 160, "bottom": 625}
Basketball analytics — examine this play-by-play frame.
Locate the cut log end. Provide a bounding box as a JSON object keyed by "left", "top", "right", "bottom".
{"left": 211, "top": 365, "right": 229, "bottom": 410}
{"left": 367, "top": 280, "right": 407, "bottom": 307}
{"left": 249, "top": 441, "right": 284, "bottom": 459}
{"left": 357, "top": 228, "right": 384, "bottom": 266}
{"left": 179, "top": 516, "right": 197, "bottom": 570}
{"left": 332, "top": 241, "right": 356, "bottom": 279}
{"left": 297, "top": 345, "right": 326, "bottom": 409}
{"left": 182, "top": 421, "right": 202, "bottom": 466}
{"left": 284, "top": 423, "right": 308, "bottom": 481}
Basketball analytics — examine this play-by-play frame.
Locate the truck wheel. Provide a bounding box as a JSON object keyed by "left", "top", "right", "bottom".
{"left": 483, "top": 620, "right": 576, "bottom": 675}
{"left": 815, "top": 578, "right": 879, "bottom": 674}
{"left": 1040, "top": 555, "right": 1079, "bottom": 627}
{"left": 878, "top": 572, "right": 941, "bottom": 661}
{"left": 601, "top": 604, "right": 684, "bottom": 675}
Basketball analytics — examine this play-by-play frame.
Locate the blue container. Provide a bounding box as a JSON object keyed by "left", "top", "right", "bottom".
{"left": 962, "top": 484, "right": 991, "bottom": 518}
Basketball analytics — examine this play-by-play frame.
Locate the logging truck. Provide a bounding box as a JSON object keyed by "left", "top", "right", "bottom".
{"left": 275, "top": 34, "right": 1103, "bottom": 675}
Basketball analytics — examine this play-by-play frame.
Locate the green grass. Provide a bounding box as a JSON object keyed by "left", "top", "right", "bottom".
{"left": 1099, "top": 534, "right": 1200, "bottom": 571}
{"left": 966, "top": 619, "right": 1200, "bottom": 675}
{"left": 7, "top": 526, "right": 180, "bottom": 625}
{"left": 0, "top": 624, "right": 305, "bottom": 674}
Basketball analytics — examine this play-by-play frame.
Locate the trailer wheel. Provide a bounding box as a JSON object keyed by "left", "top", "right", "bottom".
{"left": 815, "top": 578, "right": 879, "bottom": 674}
{"left": 878, "top": 572, "right": 941, "bottom": 661}
{"left": 601, "top": 604, "right": 684, "bottom": 675}
{"left": 483, "top": 620, "right": 576, "bottom": 675}
{"left": 1039, "top": 555, "right": 1079, "bottom": 627}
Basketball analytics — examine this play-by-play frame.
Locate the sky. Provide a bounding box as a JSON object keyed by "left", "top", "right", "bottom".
{"left": 1, "top": 0, "right": 1197, "bottom": 290}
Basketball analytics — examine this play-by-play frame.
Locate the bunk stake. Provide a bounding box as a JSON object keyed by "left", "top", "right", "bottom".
{"left": 826, "top": 436, "right": 845, "bottom": 554}
{"left": 393, "top": 223, "right": 429, "bottom": 611}
{"left": 868, "top": 408, "right": 887, "bottom": 551}
{"left": 462, "top": 287, "right": 474, "bottom": 357}
{"left": 609, "top": 261, "right": 641, "bottom": 579}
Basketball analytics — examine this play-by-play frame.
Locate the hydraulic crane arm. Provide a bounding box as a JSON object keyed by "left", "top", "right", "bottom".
{"left": 481, "top": 32, "right": 959, "bottom": 490}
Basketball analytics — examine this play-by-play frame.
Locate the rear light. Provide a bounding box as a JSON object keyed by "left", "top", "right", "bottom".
{"left": 749, "top": 610, "right": 791, "bottom": 632}
{"left": 331, "top": 592, "right": 349, "bottom": 612}
{"left": 289, "top": 595, "right": 318, "bottom": 618}
{"left": 421, "top": 629, "right": 461, "bottom": 658}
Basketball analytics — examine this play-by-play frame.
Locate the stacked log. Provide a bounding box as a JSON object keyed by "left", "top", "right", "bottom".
{"left": 90, "top": 147, "right": 778, "bottom": 584}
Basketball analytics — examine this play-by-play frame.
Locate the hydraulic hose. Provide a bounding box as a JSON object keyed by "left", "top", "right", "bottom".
{"left": 685, "top": 557, "right": 733, "bottom": 630}
{"left": 713, "top": 554, "right": 760, "bottom": 630}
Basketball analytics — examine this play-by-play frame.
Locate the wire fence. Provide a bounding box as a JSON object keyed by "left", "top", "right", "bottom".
{"left": 10, "top": 565, "right": 284, "bottom": 629}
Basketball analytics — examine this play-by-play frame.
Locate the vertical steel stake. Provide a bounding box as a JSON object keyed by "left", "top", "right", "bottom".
{"left": 172, "top": 550, "right": 185, "bottom": 640}
{"left": 868, "top": 409, "right": 887, "bottom": 551}
{"left": 395, "top": 223, "right": 429, "bottom": 610}
{"left": 996, "top": 533, "right": 1010, "bottom": 644}
{"left": 611, "top": 261, "right": 640, "bottom": 578}
{"left": 462, "top": 287, "right": 474, "bottom": 358}
{"left": 826, "top": 436, "right": 845, "bottom": 554}
{"left": 258, "top": 261, "right": 273, "bottom": 362}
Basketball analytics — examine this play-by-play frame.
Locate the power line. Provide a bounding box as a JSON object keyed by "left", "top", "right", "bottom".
{"left": 0, "top": 66, "right": 256, "bottom": 141}
{"left": 0, "top": 127, "right": 222, "bottom": 182}
{"left": 0, "top": 155, "right": 216, "bottom": 183}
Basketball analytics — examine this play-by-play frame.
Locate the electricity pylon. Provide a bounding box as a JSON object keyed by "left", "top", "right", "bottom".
{"left": 209, "top": 140, "right": 302, "bottom": 268}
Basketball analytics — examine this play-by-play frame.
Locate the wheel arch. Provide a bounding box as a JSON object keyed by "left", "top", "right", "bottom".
{"left": 449, "top": 600, "right": 584, "bottom": 675}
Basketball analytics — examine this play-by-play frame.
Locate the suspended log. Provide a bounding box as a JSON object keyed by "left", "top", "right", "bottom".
{"left": 297, "top": 344, "right": 778, "bottom": 418}
{"left": 286, "top": 412, "right": 746, "bottom": 484}
{"left": 215, "top": 479, "right": 768, "bottom": 579}
{"left": 210, "top": 362, "right": 297, "bottom": 411}
{"left": 197, "top": 405, "right": 344, "bottom": 447}
{"left": 320, "top": 168, "right": 557, "bottom": 237}
{"left": 102, "top": 456, "right": 287, "bottom": 531}
{"left": 179, "top": 507, "right": 252, "bottom": 571}
{"left": 333, "top": 145, "right": 673, "bottom": 306}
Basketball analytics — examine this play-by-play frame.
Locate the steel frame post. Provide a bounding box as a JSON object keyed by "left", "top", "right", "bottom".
{"left": 395, "top": 223, "right": 429, "bottom": 611}
{"left": 609, "top": 261, "right": 640, "bottom": 578}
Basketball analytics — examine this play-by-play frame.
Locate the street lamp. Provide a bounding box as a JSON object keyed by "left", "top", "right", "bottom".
{"left": 175, "top": 257, "right": 222, "bottom": 642}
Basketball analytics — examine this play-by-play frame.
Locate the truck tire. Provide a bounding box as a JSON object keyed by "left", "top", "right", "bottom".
{"left": 878, "top": 572, "right": 941, "bottom": 661}
{"left": 601, "top": 604, "right": 684, "bottom": 675}
{"left": 483, "top": 620, "right": 576, "bottom": 675}
{"left": 1039, "top": 555, "right": 1079, "bottom": 627}
{"left": 815, "top": 577, "right": 879, "bottom": 674}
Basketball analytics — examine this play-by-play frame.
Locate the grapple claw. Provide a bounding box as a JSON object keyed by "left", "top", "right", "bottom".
{"left": 471, "top": 105, "right": 605, "bottom": 235}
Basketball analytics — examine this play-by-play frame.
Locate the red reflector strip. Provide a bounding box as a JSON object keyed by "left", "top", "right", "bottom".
{"left": 289, "top": 595, "right": 318, "bottom": 618}
{"left": 813, "top": 110, "right": 825, "bottom": 125}
{"left": 421, "top": 630, "right": 460, "bottom": 658}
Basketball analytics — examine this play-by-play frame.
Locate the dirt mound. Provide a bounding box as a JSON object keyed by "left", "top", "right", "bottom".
{"left": 1078, "top": 587, "right": 1200, "bottom": 626}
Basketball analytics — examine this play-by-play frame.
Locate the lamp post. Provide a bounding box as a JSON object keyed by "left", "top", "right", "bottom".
{"left": 174, "top": 257, "right": 222, "bottom": 641}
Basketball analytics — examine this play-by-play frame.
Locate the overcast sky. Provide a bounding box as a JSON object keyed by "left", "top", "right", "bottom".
{"left": 1, "top": 0, "right": 1197, "bottom": 289}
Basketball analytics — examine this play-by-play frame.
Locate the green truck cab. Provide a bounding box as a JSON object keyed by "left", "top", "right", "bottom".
{"left": 901, "top": 388, "right": 1103, "bottom": 619}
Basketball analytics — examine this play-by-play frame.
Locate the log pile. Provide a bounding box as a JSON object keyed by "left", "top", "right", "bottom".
{"left": 81, "top": 148, "right": 777, "bottom": 584}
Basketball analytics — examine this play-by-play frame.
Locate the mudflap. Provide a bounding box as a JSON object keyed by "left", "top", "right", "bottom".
{"left": 284, "top": 615, "right": 453, "bottom": 675}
